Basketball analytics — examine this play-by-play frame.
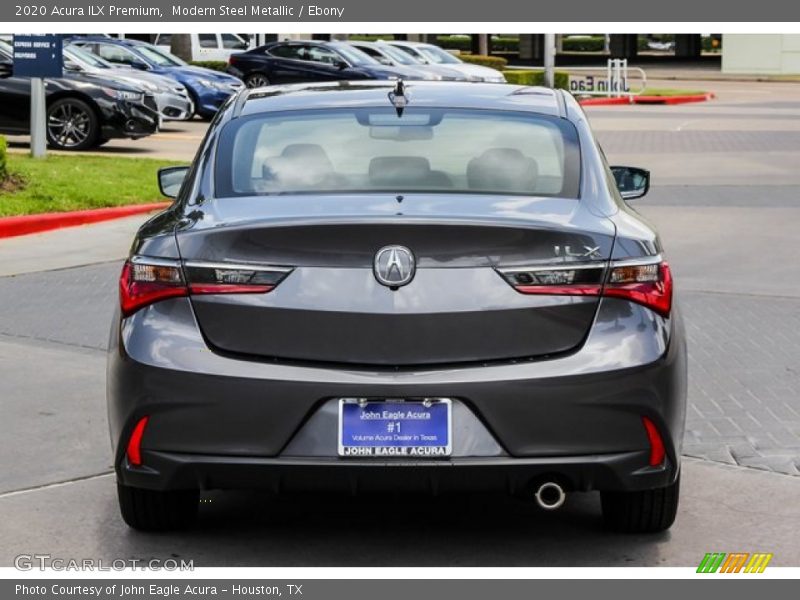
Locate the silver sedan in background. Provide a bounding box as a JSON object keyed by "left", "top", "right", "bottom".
{"left": 63, "top": 44, "right": 194, "bottom": 121}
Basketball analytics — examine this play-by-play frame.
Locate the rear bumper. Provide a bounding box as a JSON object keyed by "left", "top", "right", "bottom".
{"left": 122, "top": 450, "right": 674, "bottom": 494}
{"left": 108, "top": 297, "right": 687, "bottom": 494}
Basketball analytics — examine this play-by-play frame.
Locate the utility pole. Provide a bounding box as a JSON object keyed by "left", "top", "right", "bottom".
{"left": 30, "top": 78, "right": 46, "bottom": 158}
{"left": 544, "top": 33, "right": 556, "bottom": 88}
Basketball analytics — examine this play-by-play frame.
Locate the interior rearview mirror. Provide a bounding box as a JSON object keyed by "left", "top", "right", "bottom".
{"left": 370, "top": 125, "right": 434, "bottom": 141}
{"left": 611, "top": 166, "right": 650, "bottom": 200}
{"left": 158, "top": 166, "right": 189, "bottom": 199}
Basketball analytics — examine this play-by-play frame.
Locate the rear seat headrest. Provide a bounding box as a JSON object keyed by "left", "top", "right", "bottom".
{"left": 369, "top": 156, "right": 433, "bottom": 186}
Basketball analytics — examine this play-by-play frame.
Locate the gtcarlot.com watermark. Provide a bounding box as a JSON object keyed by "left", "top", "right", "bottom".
{"left": 14, "top": 554, "right": 194, "bottom": 571}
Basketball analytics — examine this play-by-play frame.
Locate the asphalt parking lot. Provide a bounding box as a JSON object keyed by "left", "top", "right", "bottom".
{"left": 1, "top": 77, "right": 799, "bottom": 567}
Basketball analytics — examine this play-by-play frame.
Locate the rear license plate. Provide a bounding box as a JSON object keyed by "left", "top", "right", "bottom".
{"left": 338, "top": 398, "right": 452, "bottom": 457}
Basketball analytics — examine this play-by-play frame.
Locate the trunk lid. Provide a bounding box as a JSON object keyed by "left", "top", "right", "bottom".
{"left": 175, "top": 194, "right": 615, "bottom": 366}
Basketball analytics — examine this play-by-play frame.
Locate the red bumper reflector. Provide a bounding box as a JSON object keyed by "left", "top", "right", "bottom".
{"left": 642, "top": 416, "right": 666, "bottom": 466}
{"left": 126, "top": 416, "right": 149, "bottom": 467}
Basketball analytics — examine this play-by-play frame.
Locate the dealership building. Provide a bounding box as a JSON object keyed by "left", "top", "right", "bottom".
{"left": 123, "top": 33, "right": 800, "bottom": 75}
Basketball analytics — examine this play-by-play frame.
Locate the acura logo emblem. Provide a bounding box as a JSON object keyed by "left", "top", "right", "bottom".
{"left": 374, "top": 245, "right": 415, "bottom": 288}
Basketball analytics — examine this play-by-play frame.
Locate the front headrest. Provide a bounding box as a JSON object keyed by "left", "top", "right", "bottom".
{"left": 467, "top": 148, "right": 538, "bottom": 193}
{"left": 263, "top": 143, "right": 334, "bottom": 185}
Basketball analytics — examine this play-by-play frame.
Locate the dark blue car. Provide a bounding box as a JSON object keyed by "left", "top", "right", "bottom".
{"left": 70, "top": 37, "right": 243, "bottom": 119}
{"left": 227, "top": 40, "right": 438, "bottom": 88}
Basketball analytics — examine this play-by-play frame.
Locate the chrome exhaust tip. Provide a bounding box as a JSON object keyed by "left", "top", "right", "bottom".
{"left": 534, "top": 481, "right": 566, "bottom": 510}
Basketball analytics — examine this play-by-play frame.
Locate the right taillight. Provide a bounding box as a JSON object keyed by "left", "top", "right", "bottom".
{"left": 604, "top": 260, "right": 672, "bottom": 317}
{"left": 499, "top": 258, "right": 673, "bottom": 317}
{"left": 119, "top": 256, "right": 293, "bottom": 317}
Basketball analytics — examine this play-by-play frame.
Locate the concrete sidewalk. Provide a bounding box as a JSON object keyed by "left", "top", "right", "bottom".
{"left": 0, "top": 213, "right": 152, "bottom": 276}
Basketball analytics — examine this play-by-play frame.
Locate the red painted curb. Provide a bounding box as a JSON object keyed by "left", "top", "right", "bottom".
{"left": 633, "top": 93, "right": 715, "bottom": 105}
{"left": 579, "top": 93, "right": 715, "bottom": 106}
{"left": 579, "top": 97, "right": 632, "bottom": 106}
{"left": 0, "top": 202, "right": 170, "bottom": 239}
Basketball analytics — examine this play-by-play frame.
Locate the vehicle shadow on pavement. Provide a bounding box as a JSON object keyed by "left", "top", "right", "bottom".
{"left": 165, "top": 489, "right": 670, "bottom": 566}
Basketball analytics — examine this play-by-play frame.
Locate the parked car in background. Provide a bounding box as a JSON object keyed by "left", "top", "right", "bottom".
{"left": 227, "top": 40, "right": 439, "bottom": 88}
{"left": 0, "top": 42, "right": 159, "bottom": 150}
{"left": 347, "top": 40, "right": 466, "bottom": 80}
{"left": 69, "top": 37, "right": 243, "bottom": 119}
{"left": 64, "top": 44, "right": 194, "bottom": 121}
{"left": 386, "top": 41, "right": 507, "bottom": 83}
{"left": 154, "top": 33, "right": 252, "bottom": 63}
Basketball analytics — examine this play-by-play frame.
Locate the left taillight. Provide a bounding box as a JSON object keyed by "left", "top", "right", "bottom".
{"left": 120, "top": 258, "right": 187, "bottom": 317}
{"left": 119, "top": 256, "right": 293, "bottom": 317}
{"left": 499, "top": 257, "right": 673, "bottom": 317}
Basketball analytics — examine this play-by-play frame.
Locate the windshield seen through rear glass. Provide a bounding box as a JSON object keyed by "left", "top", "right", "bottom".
{"left": 215, "top": 107, "right": 581, "bottom": 198}
{"left": 137, "top": 45, "right": 186, "bottom": 67}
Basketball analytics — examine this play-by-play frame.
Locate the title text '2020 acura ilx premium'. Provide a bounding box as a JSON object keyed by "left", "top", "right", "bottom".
{"left": 108, "top": 81, "right": 686, "bottom": 533}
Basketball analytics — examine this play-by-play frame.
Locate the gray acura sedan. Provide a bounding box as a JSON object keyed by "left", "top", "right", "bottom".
{"left": 108, "top": 81, "right": 686, "bottom": 533}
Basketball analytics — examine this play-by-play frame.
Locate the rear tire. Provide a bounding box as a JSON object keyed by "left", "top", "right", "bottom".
{"left": 244, "top": 73, "right": 270, "bottom": 88}
{"left": 117, "top": 483, "right": 199, "bottom": 531}
{"left": 601, "top": 474, "right": 680, "bottom": 533}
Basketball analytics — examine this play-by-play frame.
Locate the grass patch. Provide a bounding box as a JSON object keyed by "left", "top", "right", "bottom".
{"left": 641, "top": 88, "right": 708, "bottom": 97}
{"left": 0, "top": 153, "right": 184, "bottom": 217}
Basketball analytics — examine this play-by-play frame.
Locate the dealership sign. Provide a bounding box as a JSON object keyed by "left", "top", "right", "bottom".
{"left": 569, "top": 74, "right": 632, "bottom": 94}
{"left": 12, "top": 34, "right": 63, "bottom": 78}
{"left": 568, "top": 60, "right": 646, "bottom": 97}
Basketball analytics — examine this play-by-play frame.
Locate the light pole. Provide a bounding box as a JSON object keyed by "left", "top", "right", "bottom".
{"left": 544, "top": 33, "right": 556, "bottom": 88}
{"left": 30, "top": 78, "right": 47, "bottom": 158}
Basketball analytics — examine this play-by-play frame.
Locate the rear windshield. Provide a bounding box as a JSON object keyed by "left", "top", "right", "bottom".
{"left": 215, "top": 107, "right": 581, "bottom": 198}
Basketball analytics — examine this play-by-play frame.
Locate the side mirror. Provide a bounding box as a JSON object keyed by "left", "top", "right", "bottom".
{"left": 334, "top": 59, "right": 348, "bottom": 70}
{"left": 611, "top": 166, "right": 650, "bottom": 200}
{"left": 158, "top": 166, "right": 189, "bottom": 198}
{"left": 131, "top": 60, "right": 149, "bottom": 71}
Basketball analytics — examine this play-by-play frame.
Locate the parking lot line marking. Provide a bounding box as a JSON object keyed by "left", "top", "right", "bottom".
{"left": 0, "top": 472, "right": 113, "bottom": 499}
{"left": 151, "top": 133, "right": 204, "bottom": 141}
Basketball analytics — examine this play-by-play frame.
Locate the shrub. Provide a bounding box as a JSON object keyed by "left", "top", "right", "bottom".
{"left": 190, "top": 60, "right": 228, "bottom": 72}
{"left": 0, "top": 136, "right": 7, "bottom": 181}
{"left": 435, "top": 35, "right": 520, "bottom": 54}
{"left": 561, "top": 36, "right": 606, "bottom": 53}
{"left": 503, "top": 70, "right": 570, "bottom": 90}
{"left": 348, "top": 34, "right": 397, "bottom": 42}
{"left": 491, "top": 37, "right": 520, "bottom": 53}
{"left": 435, "top": 36, "right": 472, "bottom": 52}
{"left": 459, "top": 54, "right": 508, "bottom": 71}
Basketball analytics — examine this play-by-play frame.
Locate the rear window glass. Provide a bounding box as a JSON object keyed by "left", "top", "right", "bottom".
{"left": 215, "top": 108, "right": 580, "bottom": 198}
